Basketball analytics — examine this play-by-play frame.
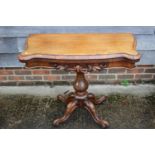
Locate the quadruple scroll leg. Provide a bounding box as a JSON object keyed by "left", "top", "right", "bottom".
{"left": 84, "top": 100, "right": 109, "bottom": 128}
{"left": 53, "top": 66, "right": 109, "bottom": 128}
{"left": 53, "top": 100, "right": 78, "bottom": 126}
{"left": 87, "top": 93, "right": 107, "bottom": 105}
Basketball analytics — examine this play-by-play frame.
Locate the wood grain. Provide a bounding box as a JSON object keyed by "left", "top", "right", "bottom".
{"left": 18, "top": 33, "right": 140, "bottom": 61}
{"left": 18, "top": 33, "right": 141, "bottom": 69}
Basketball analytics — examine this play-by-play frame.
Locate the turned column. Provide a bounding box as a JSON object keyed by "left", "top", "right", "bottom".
{"left": 73, "top": 66, "right": 88, "bottom": 99}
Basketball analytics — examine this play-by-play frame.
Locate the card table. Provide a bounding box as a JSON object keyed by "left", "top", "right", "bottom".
{"left": 18, "top": 33, "right": 141, "bottom": 128}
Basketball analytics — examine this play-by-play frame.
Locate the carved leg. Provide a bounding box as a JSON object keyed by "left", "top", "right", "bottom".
{"left": 57, "top": 95, "right": 66, "bottom": 103}
{"left": 84, "top": 100, "right": 109, "bottom": 128}
{"left": 57, "top": 92, "right": 75, "bottom": 104}
{"left": 87, "top": 93, "right": 107, "bottom": 105}
{"left": 96, "top": 96, "right": 107, "bottom": 104}
{"left": 53, "top": 100, "right": 78, "bottom": 126}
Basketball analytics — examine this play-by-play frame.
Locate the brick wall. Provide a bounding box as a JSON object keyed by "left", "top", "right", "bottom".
{"left": 0, "top": 65, "right": 155, "bottom": 86}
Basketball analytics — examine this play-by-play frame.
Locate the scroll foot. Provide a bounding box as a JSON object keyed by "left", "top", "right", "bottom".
{"left": 53, "top": 100, "right": 77, "bottom": 126}
{"left": 84, "top": 100, "right": 109, "bottom": 128}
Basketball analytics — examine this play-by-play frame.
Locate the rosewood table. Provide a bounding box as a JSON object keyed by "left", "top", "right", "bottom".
{"left": 18, "top": 33, "right": 141, "bottom": 128}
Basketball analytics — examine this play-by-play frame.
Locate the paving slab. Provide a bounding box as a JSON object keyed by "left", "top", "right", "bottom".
{"left": 0, "top": 84, "right": 155, "bottom": 97}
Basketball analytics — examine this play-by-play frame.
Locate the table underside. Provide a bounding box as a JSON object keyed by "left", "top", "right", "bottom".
{"left": 21, "top": 57, "right": 138, "bottom": 70}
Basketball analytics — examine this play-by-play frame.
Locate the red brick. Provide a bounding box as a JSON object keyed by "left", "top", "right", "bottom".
{"left": 127, "top": 68, "right": 144, "bottom": 73}
{"left": 8, "top": 76, "right": 25, "bottom": 81}
{"left": 62, "top": 75, "right": 75, "bottom": 80}
{"left": 25, "top": 76, "right": 42, "bottom": 80}
{"left": 0, "top": 81, "right": 17, "bottom": 86}
{"left": 0, "top": 76, "right": 7, "bottom": 81}
{"left": 0, "top": 70, "right": 14, "bottom": 75}
{"left": 145, "top": 68, "right": 155, "bottom": 73}
{"left": 117, "top": 74, "right": 134, "bottom": 79}
{"left": 44, "top": 75, "right": 61, "bottom": 81}
{"left": 51, "top": 69, "right": 68, "bottom": 74}
{"left": 91, "top": 69, "right": 107, "bottom": 74}
{"left": 32, "top": 69, "right": 50, "bottom": 75}
{"left": 14, "top": 69, "right": 31, "bottom": 75}
{"left": 108, "top": 68, "right": 126, "bottom": 73}
{"left": 100, "top": 69, "right": 107, "bottom": 73}
{"left": 99, "top": 75, "right": 116, "bottom": 80}
{"left": 86, "top": 75, "right": 97, "bottom": 80}
{"left": 135, "top": 74, "right": 153, "bottom": 79}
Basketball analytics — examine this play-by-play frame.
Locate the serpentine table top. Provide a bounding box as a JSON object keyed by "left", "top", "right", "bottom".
{"left": 18, "top": 33, "right": 140, "bottom": 70}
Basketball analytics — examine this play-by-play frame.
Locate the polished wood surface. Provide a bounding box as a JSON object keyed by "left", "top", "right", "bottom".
{"left": 18, "top": 33, "right": 140, "bottom": 61}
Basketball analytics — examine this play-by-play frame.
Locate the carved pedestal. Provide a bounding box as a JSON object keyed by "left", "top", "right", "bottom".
{"left": 53, "top": 65, "right": 109, "bottom": 128}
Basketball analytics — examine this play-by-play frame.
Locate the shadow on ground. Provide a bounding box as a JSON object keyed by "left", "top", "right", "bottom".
{"left": 0, "top": 93, "right": 155, "bottom": 129}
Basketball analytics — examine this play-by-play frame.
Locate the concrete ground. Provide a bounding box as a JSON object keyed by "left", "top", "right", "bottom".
{"left": 0, "top": 84, "right": 155, "bottom": 97}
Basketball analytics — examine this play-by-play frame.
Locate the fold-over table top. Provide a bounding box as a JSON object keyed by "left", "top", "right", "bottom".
{"left": 18, "top": 33, "right": 140, "bottom": 61}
